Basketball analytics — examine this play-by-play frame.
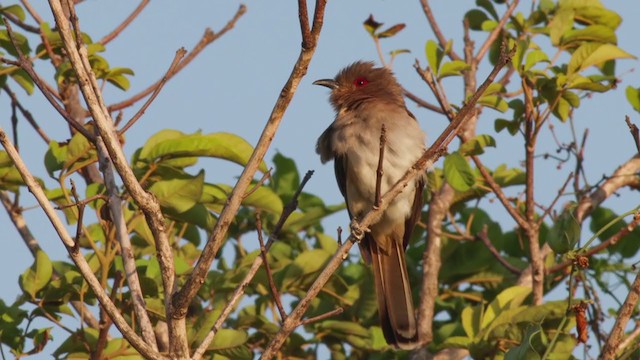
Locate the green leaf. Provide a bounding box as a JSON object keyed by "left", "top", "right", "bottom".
{"left": 209, "top": 182, "right": 283, "bottom": 215}
{"left": 568, "top": 42, "right": 635, "bottom": 76}
{"left": 149, "top": 170, "right": 204, "bottom": 213}
{"left": 425, "top": 40, "right": 443, "bottom": 73}
{"left": 547, "top": 203, "right": 581, "bottom": 254}
{"left": 444, "top": 152, "right": 475, "bottom": 192}
{"left": 482, "top": 286, "right": 532, "bottom": 329}
{"left": 626, "top": 86, "right": 640, "bottom": 112}
{"left": 574, "top": 5, "right": 622, "bottom": 30}
{"left": 282, "top": 249, "right": 331, "bottom": 288}
{"left": 476, "top": 0, "right": 498, "bottom": 20}
{"left": 494, "top": 118, "right": 520, "bottom": 135}
{"left": 316, "top": 320, "right": 370, "bottom": 337}
{"left": 0, "top": 5, "right": 26, "bottom": 22}
{"left": 548, "top": 7, "right": 575, "bottom": 46}
{"left": 139, "top": 131, "right": 267, "bottom": 172}
{"left": 377, "top": 23, "right": 405, "bottom": 38}
{"left": 0, "top": 150, "right": 24, "bottom": 190}
{"left": 459, "top": 134, "right": 496, "bottom": 156}
{"left": 561, "top": 25, "right": 617, "bottom": 46}
{"left": 19, "top": 250, "right": 53, "bottom": 299}
{"left": 10, "top": 69, "right": 33, "bottom": 94}
{"left": 524, "top": 50, "right": 550, "bottom": 71}
{"left": 271, "top": 152, "right": 299, "bottom": 200}
{"left": 207, "top": 329, "right": 248, "bottom": 350}
{"left": 438, "top": 60, "right": 470, "bottom": 79}
{"left": 478, "top": 95, "right": 508, "bottom": 112}
{"left": 0, "top": 29, "right": 31, "bottom": 57}
{"left": 461, "top": 304, "right": 481, "bottom": 338}
{"left": 505, "top": 325, "right": 542, "bottom": 360}
{"left": 465, "top": 9, "right": 489, "bottom": 31}
{"left": 44, "top": 141, "right": 67, "bottom": 177}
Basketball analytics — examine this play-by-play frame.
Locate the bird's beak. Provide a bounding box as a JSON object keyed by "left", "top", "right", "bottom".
{"left": 313, "top": 79, "right": 338, "bottom": 89}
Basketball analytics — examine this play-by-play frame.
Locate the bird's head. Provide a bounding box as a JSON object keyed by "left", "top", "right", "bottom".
{"left": 313, "top": 61, "right": 405, "bottom": 112}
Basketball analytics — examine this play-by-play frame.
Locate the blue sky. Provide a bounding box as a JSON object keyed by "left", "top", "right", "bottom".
{"left": 1, "top": 1, "right": 639, "bottom": 357}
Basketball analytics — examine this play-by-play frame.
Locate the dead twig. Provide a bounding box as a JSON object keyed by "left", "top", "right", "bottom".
{"left": 476, "top": 225, "right": 521, "bottom": 275}
{"left": 374, "top": 124, "right": 386, "bottom": 208}
{"left": 256, "top": 212, "right": 287, "bottom": 322}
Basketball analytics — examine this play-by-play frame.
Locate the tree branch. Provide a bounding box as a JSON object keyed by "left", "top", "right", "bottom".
{"left": 0, "top": 128, "right": 166, "bottom": 359}
{"left": 172, "top": 0, "right": 326, "bottom": 321}
{"left": 418, "top": 0, "right": 462, "bottom": 61}
{"left": 599, "top": 271, "right": 640, "bottom": 359}
{"left": 47, "top": 0, "right": 183, "bottom": 354}
{"left": 107, "top": 5, "right": 247, "bottom": 113}
{"left": 99, "top": 0, "right": 150, "bottom": 45}
{"left": 475, "top": 0, "right": 519, "bottom": 62}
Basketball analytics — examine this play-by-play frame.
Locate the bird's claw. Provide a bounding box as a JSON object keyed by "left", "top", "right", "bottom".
{"left": 350, "top": 219, "right": 367, "bottom": 242}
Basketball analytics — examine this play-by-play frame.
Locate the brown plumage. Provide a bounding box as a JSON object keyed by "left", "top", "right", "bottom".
{"left": 314, "top": 61, "right": 426, "bottom": 349}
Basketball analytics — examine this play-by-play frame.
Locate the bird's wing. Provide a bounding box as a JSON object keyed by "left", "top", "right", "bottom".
{"left": 403, "top": 176, "right": 425, "bottom": 249}
{"left": 334, "top": 154, "right": 351, "bottom": 219}
{"left": 316, "top": 125, "right": 335, "bottom": 164}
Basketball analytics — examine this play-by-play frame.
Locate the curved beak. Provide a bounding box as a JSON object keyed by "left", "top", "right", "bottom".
{"left": 313, "top": 79, "right": 338, "bottom": 89}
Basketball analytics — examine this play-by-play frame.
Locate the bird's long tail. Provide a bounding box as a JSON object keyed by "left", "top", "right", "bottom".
{"left": 367, "top": 233, "right": 418, "bottom": 349}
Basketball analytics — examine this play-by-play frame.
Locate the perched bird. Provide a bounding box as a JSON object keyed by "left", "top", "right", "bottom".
{"left": 314, "top": 61, "right": 426, "bottom": 349}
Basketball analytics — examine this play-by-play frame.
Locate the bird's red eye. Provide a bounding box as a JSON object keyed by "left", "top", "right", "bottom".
{"left": 353, "top": 77, "right": 369, "bottom": 87}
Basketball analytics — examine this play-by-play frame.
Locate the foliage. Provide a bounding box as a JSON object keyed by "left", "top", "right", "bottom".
{"left": 1, "top": 1, "right": 640, "bottom": 359}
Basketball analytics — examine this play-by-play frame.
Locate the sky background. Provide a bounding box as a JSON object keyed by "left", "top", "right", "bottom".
{"left": 1, "top": 1, "right": 639, "bottom": 358}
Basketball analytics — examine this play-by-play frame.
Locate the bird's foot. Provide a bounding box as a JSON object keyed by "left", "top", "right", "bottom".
{"left": 350, "top": 219, "right": 367, "bottom": 242}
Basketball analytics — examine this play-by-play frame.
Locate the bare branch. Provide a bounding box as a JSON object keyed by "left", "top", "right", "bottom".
{"left": 600, "top": 271, "right": 640, "bottom": 359}
{"left": 107, "top": 5, "right": 247, "bottom": 113}
{"left": 374, "top": 124, "right": 387, "bottom": 208}
{"left": 96, "top": 136, "right": 158, "bottom": 350}
{"left": 418, "top": 0, "right": 462, "bottom": 61}
{"left": 625, "top": 116, "right": 640, "bottom": 155}
{"left": 118, "top": 48, "right": 186, "bottom": 134}
{"left": 2, "top": 85, "right": 50, "bottom": 143}
{"left": 172, "top": 0, "right": 326, "bottom": 321}
{"left": 300, "top": 307, "right": 344, "bottom": 325}
{"left": 403, "top": 88, "right": 444, "bottom": 114}
{"left": 476, "top": 225, "right": 521, "bottom": 275}
{"left": 99, "top": 0, "right": 150, "bottom": 45}
{"left": 256, "top": 212, "right": 287, "bottom": 322}
{"left": 475, "top": 0, "right": 520, "bottom": 62}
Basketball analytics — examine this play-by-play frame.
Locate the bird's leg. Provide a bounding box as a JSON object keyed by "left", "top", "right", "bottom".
{"left": 349, "top": 218, "right": 368, "bottom": 241}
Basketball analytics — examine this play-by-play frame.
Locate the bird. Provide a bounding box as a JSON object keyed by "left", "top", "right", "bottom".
{"left": 314, "top": 61, "right": 426, "bottom": 350}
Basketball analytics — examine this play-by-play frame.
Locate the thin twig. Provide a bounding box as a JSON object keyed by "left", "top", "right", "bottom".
{"left": 625, "top": 116, "right": 640, "bottom": 154}
{"left": 300, "top": 307, "right": 344, "bottom": 325}
{"left": 107, "top": 5, "right": 247, "bottom": 113}
{"left": 477, "top": 225, "right": 521, "bottom": 275}
{"left": 2, "top": 85, "right": 50, "bottom": 143}
{"left": 374, "top": 124, "right": 386, "bottom": 208}
{"left": 243, "top": 169, "right": 272, "bottom": 200}
{"left": 475, "top": 0, "right": 520, "bottom": 62}
{"left": 99, "top": 0, "right": 150, "bottom": 45}
{"left": 538, "top": 172, "right": 574, "bottom": 225}
{"left": 118, "top": 48, "right": 186, "bottom": 134}
{"left": 418, "top": 0, "right": 461, "bottom": 61}
{"left": 1, "top": 17, "right": 94, "bottom": 141}
{"left": 403, "top": 88, "right": 443, "bottom": 114}
{"left": 256, "top": 212, "right": 287, "bottom": 322}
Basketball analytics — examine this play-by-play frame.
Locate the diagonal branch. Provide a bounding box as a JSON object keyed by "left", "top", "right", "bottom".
{"left": 171, "top": 0, "right": 327, "bottom": 320}
{"left": 599, "top": 272, "right": 640, "bottom": 360}
{"left": 107, "top": 5, "right": 247, "bottom": 113}
{"left": 99, "top": 0, "right": 150, "bottom": 45}
{"left": 475, "top": 0, "right": 520, "bottom": 62}
{"left": 418, "top": 0, "right": 462, "bottom": 61}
